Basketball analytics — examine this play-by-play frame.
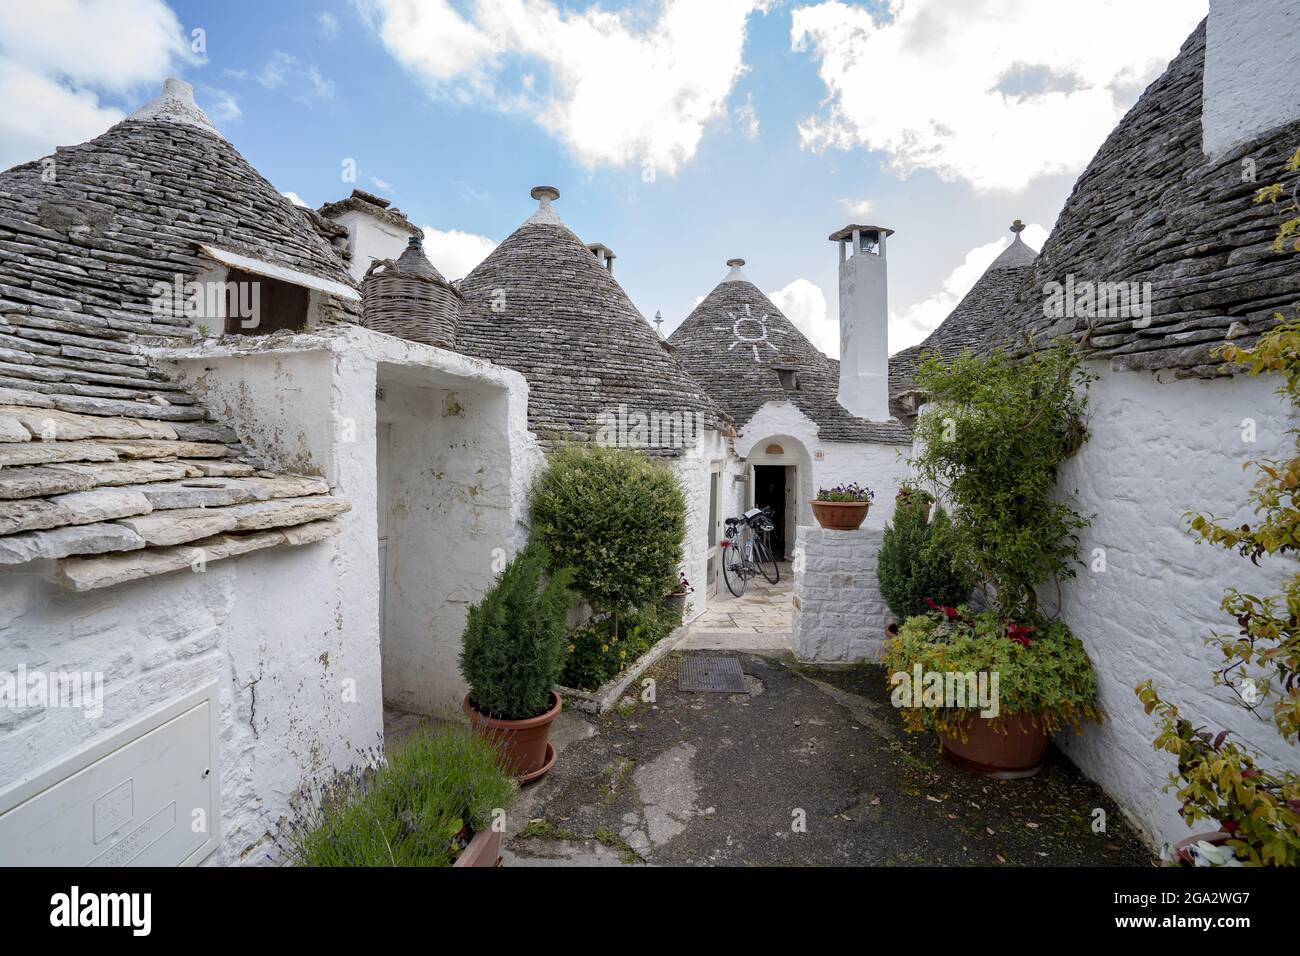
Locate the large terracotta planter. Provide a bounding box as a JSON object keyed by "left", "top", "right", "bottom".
{"left": 453, "top": 827, "right": 502, "bottom": 868}
{"left": 464, "top": 691, "right": 561, "bottom": 783}
{"left": 810, "top": 500, "right": 870, "bottom": 530}
{"left": 939, "top": 711, "right": 1049, "bottom": 779}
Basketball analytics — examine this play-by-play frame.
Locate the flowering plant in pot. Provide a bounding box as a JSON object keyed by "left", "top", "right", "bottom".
{"left": 895, "top": 483, "right": 935, "bottom": 522}
{"left": 460, "top": 540, "right": 573, "bottom": 783}
{"left": 811, "top": 482, "right": 874, "bottom": 530}
{"left": 881, "top": 603, "right": 1100, "bottom": 777}
{"left": 900, "top": 341, "right": 1098, "bottom": 774}
{"left": 663, "top": 570, "right": 693, "bottom": 621}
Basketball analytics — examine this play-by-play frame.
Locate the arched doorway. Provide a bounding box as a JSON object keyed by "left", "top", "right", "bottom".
{"left": 739, "top": 434, "right": 814, "bottom": 559}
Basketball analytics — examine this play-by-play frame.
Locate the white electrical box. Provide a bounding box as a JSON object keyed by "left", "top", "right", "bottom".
{"left": 0, "top": 683, "right": 221, "bottom": 866}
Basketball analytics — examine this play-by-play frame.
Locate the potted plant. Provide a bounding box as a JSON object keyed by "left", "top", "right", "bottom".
{"left": 882, "top": 604, "right": 1101, "bottom": 777}
{"left": 279, "top": 726, "right": 515, "bottom": 867}
{"left": 895, "top": 483, "right": 935, "bottom": 522}
{"left": 663, "top": 570, "right": 693, "bottom": 620}
{"left": 810, "top": 482, "right": 874, "bottom": 530}
{"left": 460, "top": 541, "right": 573, "bottom": 782}
{"left": 878, "top": 503, "right": 974, "bottom": 639}
{"left": 901, "top": 342, "right": 1098, "bottom": 774}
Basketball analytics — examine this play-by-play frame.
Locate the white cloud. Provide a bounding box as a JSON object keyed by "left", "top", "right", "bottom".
{"left": 319, "top": 12, "right": 340, "bottom": 38}
{"left": 840, "top": 197, "right": 873, "bottom": 218}
{"left": 734, "top": 93, "right": 760, "bottom": 140}
{"left": 366, "top": 0, "right": 764, "bottom": 174}
{"left": 238, "top": 50, "right": 334, "bottom": 103}
{"left": 0, "top": 0, "right": 197, "bottom": 171}
{"left": 769, "top": 278, "right": 838, "bottom": 358}
{"left": 370, "top": 176, "right": 394, "bottom": 191}
{"left": 282, "top": 191, "right": 309, "bottom": 208}
{"left": 203, "top": 86, "right": 242, "bottom": 122}
{"left": 418, "top": 225, "right": 497, "bottom": 282}
{"left": 791, "top": 0, "right": 1206, "bottom": 192}
{"left": 890, "top": 222, "right": 1048, "bottom": 353}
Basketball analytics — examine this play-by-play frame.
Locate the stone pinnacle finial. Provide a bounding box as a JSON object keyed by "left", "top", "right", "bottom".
{"left": 726, "top": 258, "right": 745, "bottom": 268}
{"left": 1010, "top": 219, "right": 1026, "bottom": 234}
{"left": 531, "top": 186, "right": 560, "bottom": 203}
{"left": 526, "top": 185, "right": 564, "bottom": 225}
{"left": 654, "top": 310, "right": 664, "bottom": 338}
{"left": 722, "top": 258, "right": 749, "bottom": 283}
{"left": 128, "top": 77, "right": 221, "bottom": 136}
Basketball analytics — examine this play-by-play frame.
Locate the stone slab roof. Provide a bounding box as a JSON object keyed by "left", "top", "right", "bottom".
{"left": 0, "top": 81, "right": 353, "bottom": 587}
{"left": 670, "top": 265, "right": 911, "bottom": 444}
{"left": 981, "top": 21, "right": 1300, "bottom": 374}
{"left": 889, "top": 230, "right": 1037, "bottom": 410}
{"left": 454, "top": 196, "right": 724, "bottom": 452}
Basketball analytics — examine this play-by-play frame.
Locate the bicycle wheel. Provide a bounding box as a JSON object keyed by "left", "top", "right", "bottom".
{"left": 722, "top": 540, "right": 748, "bottom": 597}
{"left": 756, "top": 533, "right": 780, "bottom": 584}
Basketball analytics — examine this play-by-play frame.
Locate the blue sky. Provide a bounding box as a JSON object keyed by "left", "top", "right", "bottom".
{"left": 0, "top": 0, "right": 1209, "bottom": 354}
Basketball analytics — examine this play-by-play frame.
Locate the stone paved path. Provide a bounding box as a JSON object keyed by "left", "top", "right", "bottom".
{"left": 503, "top": 651, "right": 1156, "bottom": 867}
{"left": 679, "top": 562, "right": 793, "bottom": 653}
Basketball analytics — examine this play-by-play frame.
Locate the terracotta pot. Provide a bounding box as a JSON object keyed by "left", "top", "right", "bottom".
{"left": 810, "top": 500, "right": 871, "bottom": 530}
{"left": 939, "top": 711, "right": 1050, "bottom": 779}
{"left": 463, "top": 691, "right": 562, "bottom": 783}
{"left": 453, "top": 826, "right": 502, "bottom": 868}
{"left": 896, "top": 497, "right": 932, "bottom": 523}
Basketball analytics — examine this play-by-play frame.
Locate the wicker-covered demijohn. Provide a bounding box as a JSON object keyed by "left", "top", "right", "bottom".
{"left": 361, "top": 236, "right": 462, "bottom": 349}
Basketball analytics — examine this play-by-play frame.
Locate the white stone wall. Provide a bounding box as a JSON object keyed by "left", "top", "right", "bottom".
{"left": 671, "top": 428, "right": 743, "bottom": 619}
{"left": 0, "top": 326, "right": 534, "bottom": 865}
{"left": 792, "top": 525, "right": 891, "bottom": 661}
{"left": 1202, "top": 0, "right": 1300, "bottom": 158}
{"left": 1045, "top": 364, "right": 1300, "bottom": 849}
{"left": 333, "top": 210, "right": 417, "bottom": 283}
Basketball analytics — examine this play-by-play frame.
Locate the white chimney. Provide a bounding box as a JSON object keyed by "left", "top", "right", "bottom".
{"left": 1203, "top": 0, "right": 1300, "bottom": 158}
{"left": 586, "top": 242, "right": 616, "bottom": 273}
{"left": 831, "top": 224, "right": 892, "bottom": 421}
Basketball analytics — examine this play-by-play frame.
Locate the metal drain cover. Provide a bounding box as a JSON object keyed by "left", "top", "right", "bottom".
{"left": 679, "top": 655, "right": 748, "bottom": 694}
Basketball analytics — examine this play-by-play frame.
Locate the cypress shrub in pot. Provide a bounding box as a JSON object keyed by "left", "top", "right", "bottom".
{"left": 460, "top": 541, "right": 573, "bottom": 782}
{"left": 877, "top": 503, "right": 974, "bottom": 631}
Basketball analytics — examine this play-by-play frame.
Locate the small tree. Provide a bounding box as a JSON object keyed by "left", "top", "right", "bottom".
{"left": 910, "top": 340, "right": 1093, "bottom": 620}
{"left": 459, "top": 541, "right": 572, "bottom": 721}
{"left": 530, "top": 444, "right": 686, "bottom": 630}
{"left": 878, "top": 505, "right": 975, "bottom": 622}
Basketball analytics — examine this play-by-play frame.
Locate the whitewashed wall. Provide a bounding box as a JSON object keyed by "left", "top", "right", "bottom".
{"left": 1045, "top": 363, "right": 1300, "bottom": 848}
{"left": 671, "top": 428, "right": 742, "bottom": 619}
{"left": 126, "top": 325, "right": 531, "bottom": 862}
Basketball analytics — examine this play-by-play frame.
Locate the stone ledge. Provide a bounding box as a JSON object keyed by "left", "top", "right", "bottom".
{"left": 555, "top": 624, "right": 688, "bottom": 714}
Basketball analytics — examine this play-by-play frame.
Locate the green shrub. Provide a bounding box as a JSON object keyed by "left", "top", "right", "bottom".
{"left": 460, "top": 540, "right": 572, "bottom": 721}
{"left": 530, "top": 445, "right": 686, "bottom": 615}
{"left": 911, "top": 341, "right": 1092, "bottom": 620}
{"left": 881, "top": 608, "right": 1100, "bottom": 739}
{"left": 560, "top": 602, "right": 676, "bottom": 691}
{"left": 878, "top": 505, "right": 974, "bottom": 622}
{"left": 283, "top": 727, "right": 515, "bottom": 867}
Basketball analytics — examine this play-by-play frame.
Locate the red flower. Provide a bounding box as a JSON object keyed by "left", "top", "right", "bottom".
{"left": 1006, "top": 623, "right": 1034, "bottom": 647}
{"left": 925, "top": 598, "right": 959, "bottom": 621}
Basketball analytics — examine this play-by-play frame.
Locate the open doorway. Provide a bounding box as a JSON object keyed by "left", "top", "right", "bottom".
{"left": 753, "top": 464, "right": 796, "bottom": 558}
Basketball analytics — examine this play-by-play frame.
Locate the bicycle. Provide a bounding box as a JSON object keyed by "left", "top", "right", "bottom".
{"left": 721, "top": 507, "right": 781, "bottom": 597}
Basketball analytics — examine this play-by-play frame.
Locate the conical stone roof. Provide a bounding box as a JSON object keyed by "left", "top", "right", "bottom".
{"left": 889, "top": 222, "right": 1039, "bottom": 411}
{"left": 670, "top": 261, "right": 911, "bottom": 444}
{"left": 982, "top": 20, "right": 1300, "bottom": 376}
{"left": 454, "top": 188, "right": 723, "bottom": 449}
{"left": 0, "top": 79, "right": 358, "bottom": 340}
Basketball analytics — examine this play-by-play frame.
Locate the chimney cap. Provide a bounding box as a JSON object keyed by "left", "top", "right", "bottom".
{"left": 530, "top": 185, "right": 561, "bottom": 202}
{"left": 586, "top": 242, "right": 616, "bottom": 258}
{"left": 828, "top": 223, "right": 894, "bottom": 242}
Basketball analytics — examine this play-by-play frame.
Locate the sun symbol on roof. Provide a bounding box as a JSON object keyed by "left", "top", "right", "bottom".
{"left": 713, "top": 304, "right": 784, "bottom": 362}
